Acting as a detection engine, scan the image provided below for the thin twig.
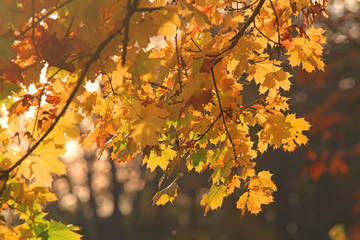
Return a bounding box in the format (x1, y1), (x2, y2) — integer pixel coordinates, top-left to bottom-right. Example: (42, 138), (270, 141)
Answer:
(28, 68), (62, 150)
(253, 23), (278, 44)
(208, 0), (266, 60)
(210, 68), (237, 162)
(136, 7), (163, 12)
(193, 113), (221, 143)
(190, 38), (202, 52)
(148, 81), (168, 90)
(239, 96), (265, 110)
(175, 33), (183, 91)
(269, 0), (281, 45)
(107, 75), (142, 120)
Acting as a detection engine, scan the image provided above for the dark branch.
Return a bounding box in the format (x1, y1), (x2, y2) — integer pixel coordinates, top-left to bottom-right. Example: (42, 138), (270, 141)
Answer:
(136, 7), (163, 12)
(210, 68), (237, 162)
(148, 81), (169, 90)
(122, 0), (139, 65)
(175, 33), (183, 91)
(253, 23), (278, 44)
(193, 113), (221, 143)
(190, 38), (202, 52)
(208, 0), (266, 60)
(269, 0), (281, 45)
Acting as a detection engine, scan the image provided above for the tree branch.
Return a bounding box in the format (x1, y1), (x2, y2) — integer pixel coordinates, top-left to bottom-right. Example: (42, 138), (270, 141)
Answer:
(253, 22), (278, 44)
(122, 0), (139, 65)
(210, 68), (237, 162)
(175, 33), (183, 92)
(135, 7), (163, 12)
(208, 0), (266, 60)
(193, 113), (221, 143)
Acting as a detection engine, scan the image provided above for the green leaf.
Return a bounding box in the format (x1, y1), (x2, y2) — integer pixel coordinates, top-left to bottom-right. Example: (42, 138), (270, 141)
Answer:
(128, 52), (164, 85)
(0, 82), (21, 100)
(200, 184), (228, 214)
(0, 37), (13, 61)
(39, 220), (82, 240)
(187, 148), (208, 172)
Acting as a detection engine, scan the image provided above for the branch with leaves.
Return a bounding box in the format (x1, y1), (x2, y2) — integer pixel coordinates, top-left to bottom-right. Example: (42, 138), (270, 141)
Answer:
(0, 0), (327, 238)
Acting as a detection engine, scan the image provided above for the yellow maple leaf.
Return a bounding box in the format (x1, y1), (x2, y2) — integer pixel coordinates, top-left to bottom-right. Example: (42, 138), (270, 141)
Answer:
(249, 171), (277, 191)
(127, 51), (165, 85)
(236, 188), (274, 215)
(257, 113), (291, 152)
(226, 175), (241, 195)
(22, 140), (66, 187)
(131, 103), (169, 146)
(152, 180), (179, 206)
(200, 184), (228, 213)
(52, 109), (83, 145)
(143, 145), (176, 172)
(237, 170), (276, 214)
(283, 114), (311, 151)
(287, 27), (326, 72)
(260, 70), (292, 96)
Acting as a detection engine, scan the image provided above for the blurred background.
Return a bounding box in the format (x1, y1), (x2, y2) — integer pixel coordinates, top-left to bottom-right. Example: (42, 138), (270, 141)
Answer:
(46, 0), (360, 239)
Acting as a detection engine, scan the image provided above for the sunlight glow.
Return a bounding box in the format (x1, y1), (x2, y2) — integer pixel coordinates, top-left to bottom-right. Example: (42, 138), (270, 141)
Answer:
(39, 63), (49, 84)
(0, 104), (9, 128)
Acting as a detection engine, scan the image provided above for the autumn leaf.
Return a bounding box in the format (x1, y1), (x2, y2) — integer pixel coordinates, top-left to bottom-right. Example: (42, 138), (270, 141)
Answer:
(257, 113), (292, 152)
(200, 184), (228, 213)
(38, 220), (82, 240)
(287, 27), (326, 72)
(227, 174), (241, 195)
(152, 179), (179, 206)
(20, 140), (66, 187)
(187, 148), (208, 172)
(249, 171), (277, 191)
(128, 51), (165, 85)
(143, 145), (176, 172)
(131, 103), (169, 146)
(181, 72), (213, 110)
(236, 189), (274, 215)
(0, 36), (14, 61)
(283, 114), (311, 151)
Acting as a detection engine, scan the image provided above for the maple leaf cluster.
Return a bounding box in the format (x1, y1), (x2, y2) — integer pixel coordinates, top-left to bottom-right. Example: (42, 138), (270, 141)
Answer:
(0, 0), (327, 238)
